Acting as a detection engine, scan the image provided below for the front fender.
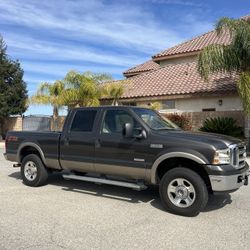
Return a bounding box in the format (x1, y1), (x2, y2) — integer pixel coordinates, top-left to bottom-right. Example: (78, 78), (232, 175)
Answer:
(150, 151), (208, 184)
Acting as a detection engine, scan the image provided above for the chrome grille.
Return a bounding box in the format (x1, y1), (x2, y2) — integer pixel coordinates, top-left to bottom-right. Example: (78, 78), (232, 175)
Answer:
(229, 144), (246, 169)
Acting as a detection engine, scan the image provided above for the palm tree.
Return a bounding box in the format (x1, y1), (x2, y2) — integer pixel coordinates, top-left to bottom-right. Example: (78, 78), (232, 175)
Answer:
(101, 81), (125, 105)
(63, 70), (113, 108)
(198, 16), (250, 115)
(30, 80), (65, 130)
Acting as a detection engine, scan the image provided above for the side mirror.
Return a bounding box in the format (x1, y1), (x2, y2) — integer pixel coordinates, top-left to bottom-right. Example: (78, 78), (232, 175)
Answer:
(124, 123), (133, 138)
(124, 123), (147, 139)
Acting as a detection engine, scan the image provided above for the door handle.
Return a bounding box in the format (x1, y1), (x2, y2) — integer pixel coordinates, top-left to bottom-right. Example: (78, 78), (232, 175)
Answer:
(64, 137), (69, 146)
(95, 138), (101, 148)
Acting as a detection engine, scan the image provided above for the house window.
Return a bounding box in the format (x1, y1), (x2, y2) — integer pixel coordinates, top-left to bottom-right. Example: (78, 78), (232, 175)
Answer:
(162, 100), (175, 109)
(122, 102), (136, 106)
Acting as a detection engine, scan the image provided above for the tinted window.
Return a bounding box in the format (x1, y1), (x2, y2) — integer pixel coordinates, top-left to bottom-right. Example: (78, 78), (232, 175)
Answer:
(71, 110), (97, 132)
(102, 110), (140, 135)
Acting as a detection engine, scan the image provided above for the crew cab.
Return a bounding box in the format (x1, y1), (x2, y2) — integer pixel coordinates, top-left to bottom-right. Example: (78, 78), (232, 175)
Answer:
(4, 106), (249, 216)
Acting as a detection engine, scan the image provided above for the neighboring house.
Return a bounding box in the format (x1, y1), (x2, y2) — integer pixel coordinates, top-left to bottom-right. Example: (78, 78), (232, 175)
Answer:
(120, 28), (242, 113)
(100, 14), (250, 133)
(102, 14), (250, 116)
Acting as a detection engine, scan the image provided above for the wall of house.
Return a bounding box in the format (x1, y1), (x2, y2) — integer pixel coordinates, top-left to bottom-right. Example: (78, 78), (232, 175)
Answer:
(134, 95), (242, 112)
(0, 117), (23, 139)
(159, 55), (197, 67)
(175, 95), (242, 112)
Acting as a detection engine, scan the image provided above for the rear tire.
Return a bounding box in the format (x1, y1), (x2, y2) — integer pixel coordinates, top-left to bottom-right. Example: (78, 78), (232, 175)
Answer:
(159, 167), (208, 216)
(21, 154), (48, 187)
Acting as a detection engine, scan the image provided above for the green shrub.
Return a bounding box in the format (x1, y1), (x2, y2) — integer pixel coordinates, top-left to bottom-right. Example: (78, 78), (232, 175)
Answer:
(199, 117), (244, 138)
(164, 113), (192, 131)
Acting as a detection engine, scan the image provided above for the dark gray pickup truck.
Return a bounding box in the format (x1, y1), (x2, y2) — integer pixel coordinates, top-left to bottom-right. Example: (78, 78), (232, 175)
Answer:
(4, 106), (249, 216)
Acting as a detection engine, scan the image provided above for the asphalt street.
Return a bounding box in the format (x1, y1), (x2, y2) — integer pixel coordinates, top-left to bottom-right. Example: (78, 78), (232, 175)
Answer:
(0, 146), (250, 250)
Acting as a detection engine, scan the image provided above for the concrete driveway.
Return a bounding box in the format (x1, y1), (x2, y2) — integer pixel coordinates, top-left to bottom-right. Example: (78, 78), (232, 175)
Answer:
(0, 147), (250, 250)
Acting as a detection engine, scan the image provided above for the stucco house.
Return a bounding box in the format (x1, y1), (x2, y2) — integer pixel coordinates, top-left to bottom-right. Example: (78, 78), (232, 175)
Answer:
(101, 14), (250, 133)
(103, 14), (250, 113)
(121, 28), (244, 113)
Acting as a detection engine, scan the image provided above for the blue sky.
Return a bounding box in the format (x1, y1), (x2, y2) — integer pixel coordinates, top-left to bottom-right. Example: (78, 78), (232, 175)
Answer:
(0, 0), (249, 115)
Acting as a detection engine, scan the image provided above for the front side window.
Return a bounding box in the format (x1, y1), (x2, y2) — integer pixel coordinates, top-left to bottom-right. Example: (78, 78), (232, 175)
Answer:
(70, 110), (97, 132)
(134, 108), (179, 130)
(102, 110), (140, 135)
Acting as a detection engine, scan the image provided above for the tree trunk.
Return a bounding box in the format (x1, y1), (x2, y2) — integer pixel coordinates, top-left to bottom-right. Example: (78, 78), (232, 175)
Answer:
(53, 106), (59, 131)
(245, 116), (250, 153)
(0, 117), (5, 140)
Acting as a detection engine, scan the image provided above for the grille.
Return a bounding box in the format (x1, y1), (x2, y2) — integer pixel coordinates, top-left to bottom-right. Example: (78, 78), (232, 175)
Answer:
(230, 144), (246, 169)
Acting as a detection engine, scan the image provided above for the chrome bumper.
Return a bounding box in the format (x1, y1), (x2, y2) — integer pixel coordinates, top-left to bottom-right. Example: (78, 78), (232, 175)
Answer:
(209, 169), (249, 192)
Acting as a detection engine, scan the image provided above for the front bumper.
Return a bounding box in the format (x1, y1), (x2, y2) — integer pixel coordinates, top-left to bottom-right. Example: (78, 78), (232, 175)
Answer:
(206, 163), (249, 192)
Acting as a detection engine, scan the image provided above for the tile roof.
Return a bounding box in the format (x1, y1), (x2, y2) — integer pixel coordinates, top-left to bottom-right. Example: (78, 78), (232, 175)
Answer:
(123, 60), (160, 76)
(152, 30), (231, 61)
(117, 61), (237, 99)
(241, 14), (250, 20)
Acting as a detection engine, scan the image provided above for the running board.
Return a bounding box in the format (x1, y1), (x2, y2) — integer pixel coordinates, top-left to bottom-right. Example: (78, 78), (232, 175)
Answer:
(62, 174), (148, 191)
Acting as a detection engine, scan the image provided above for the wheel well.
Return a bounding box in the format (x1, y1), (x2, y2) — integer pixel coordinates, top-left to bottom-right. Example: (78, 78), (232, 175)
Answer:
(156, 157), (212, 193)
(19, 146), (43, 163)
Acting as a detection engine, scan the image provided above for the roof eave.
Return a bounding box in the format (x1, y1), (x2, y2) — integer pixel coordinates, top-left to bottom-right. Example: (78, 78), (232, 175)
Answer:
(152, 51), (199, 62)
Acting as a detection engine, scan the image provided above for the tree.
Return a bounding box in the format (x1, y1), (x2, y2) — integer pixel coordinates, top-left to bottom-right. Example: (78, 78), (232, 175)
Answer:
(101, 81), (125, 105)
(30, 80), (65, 130)
(0, 35), (28, 138)
(63, 70), (113, 107)
(198, 16), (250, 115)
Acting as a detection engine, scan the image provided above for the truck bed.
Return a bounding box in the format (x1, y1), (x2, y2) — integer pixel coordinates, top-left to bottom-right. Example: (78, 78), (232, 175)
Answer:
(5, 131), (62, 169)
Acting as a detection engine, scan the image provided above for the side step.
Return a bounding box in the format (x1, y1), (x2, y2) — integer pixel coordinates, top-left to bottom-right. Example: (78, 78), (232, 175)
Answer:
(62, 174), (148, 191)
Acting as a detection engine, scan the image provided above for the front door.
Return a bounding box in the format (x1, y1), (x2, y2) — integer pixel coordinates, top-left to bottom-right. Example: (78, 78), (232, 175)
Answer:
(94, 109), (149, 180)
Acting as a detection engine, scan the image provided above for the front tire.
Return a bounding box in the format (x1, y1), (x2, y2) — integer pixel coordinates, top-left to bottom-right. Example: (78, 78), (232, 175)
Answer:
(21, 154), (48, 187)
(159, 167), (208, 216)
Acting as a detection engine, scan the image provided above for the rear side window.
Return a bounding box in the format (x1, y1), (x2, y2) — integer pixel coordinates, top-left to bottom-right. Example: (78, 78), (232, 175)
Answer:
(70, 110), (97, 132)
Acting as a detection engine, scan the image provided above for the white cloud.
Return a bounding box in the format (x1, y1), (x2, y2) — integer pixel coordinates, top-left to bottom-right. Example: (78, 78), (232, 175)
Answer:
(22, 61), (126, 79)
(5, 34), (144, 68)
(0, 0), (182, 54)
(151, 0), (203, 7)
(0, 0), (214, 85)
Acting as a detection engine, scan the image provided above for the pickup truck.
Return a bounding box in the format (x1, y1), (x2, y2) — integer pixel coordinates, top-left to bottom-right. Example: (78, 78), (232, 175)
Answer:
(4, 106), (249, 216)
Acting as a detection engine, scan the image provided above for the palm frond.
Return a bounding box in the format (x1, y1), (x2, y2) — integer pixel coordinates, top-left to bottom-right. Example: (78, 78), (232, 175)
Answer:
(198, 44), (240, 80)
(101, 81), (125, 105)
(30, 95), (50, 105)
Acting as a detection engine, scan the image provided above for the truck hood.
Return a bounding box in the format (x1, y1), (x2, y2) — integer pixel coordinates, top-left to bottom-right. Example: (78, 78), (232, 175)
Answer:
(156, 130), (243, 148)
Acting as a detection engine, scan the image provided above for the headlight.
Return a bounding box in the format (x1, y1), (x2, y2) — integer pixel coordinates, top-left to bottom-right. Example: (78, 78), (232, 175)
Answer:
(213, 148), (231, 164)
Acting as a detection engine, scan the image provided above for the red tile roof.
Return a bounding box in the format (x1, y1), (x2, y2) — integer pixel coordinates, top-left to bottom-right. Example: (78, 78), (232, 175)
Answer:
(123, 60), (160, 76)
(152, 30), (231, 61)
(241, 14), (250, 21)
(152, 13), (250, 61)
(118, 61), (237, 99)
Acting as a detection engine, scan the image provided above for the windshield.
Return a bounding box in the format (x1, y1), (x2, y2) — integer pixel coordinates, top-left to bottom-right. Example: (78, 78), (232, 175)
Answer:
(133, 108), (180, 130)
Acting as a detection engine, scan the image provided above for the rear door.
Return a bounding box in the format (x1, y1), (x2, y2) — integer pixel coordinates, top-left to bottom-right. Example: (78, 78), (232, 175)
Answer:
(60, 108), (99, 172)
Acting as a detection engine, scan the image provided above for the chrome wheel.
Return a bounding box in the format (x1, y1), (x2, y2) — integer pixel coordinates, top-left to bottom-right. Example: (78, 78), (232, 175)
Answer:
(167, 178), (196, 208)
(24, 161), (38, 181)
